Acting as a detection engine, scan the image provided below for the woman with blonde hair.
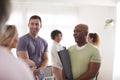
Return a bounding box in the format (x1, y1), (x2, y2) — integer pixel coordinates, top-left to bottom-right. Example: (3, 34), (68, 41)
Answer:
(0, 25), (34, 80)
(0, 25), (18, 50)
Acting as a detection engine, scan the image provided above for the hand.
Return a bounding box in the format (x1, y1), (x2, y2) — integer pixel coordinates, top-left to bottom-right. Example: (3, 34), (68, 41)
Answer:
(33, 72), (39, 80)
(33, 68), (41, 75)
(34, 74), (39, 80)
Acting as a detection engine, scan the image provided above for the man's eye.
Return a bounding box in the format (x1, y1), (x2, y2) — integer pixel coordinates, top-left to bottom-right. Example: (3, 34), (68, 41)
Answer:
(36, 23), (39, 26)
(74, 30), (81, 32)
(31, 23), (34, 25)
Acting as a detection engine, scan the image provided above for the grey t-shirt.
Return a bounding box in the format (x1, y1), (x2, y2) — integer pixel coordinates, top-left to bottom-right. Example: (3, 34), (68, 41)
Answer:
(17, 34), (48, 80)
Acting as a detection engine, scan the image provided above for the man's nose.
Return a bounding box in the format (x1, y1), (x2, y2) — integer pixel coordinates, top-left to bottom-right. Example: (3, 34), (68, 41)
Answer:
(33, 24), (37, 28)
(73, 32), (77, 37)
(74, 31), (78, 35)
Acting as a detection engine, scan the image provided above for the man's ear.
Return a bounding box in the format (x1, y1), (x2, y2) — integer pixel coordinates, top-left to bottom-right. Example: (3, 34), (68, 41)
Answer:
(28, 23), (29, 27)
(85, 31), (88, 36)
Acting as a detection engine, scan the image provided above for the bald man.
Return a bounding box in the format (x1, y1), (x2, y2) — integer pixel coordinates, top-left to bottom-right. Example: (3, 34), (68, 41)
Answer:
(63, 24), (101, 80)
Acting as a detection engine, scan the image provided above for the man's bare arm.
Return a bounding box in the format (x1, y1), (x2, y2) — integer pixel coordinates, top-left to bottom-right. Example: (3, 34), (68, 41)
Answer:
(39, 52), (48, 71)
(34, 52), (48, 75)
(17, 51), (35, 67)
(75, 62), (100, 80)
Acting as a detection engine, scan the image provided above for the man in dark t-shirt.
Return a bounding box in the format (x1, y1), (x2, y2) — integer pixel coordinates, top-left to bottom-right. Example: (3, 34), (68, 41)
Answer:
(17, 15), (48, 80)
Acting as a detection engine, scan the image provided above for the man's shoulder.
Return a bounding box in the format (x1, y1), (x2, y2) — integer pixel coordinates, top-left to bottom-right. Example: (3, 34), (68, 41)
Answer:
(87, 43), (99, 50)
(86, 43), (100, 54)
(19, 34), (29, 40)
(38, 36), (48, 43)
(20, 34), (29, 38)
(68, 45), (76, 50)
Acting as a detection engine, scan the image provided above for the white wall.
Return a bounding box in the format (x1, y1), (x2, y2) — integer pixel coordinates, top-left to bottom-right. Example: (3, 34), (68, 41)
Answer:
(8, 3), (116, 80)
(78, 5), (116, 80)
(113, 2), (120, 80)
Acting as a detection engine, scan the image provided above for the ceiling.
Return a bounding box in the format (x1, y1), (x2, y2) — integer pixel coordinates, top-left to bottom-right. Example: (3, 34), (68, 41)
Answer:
(12, 0), (118, 6)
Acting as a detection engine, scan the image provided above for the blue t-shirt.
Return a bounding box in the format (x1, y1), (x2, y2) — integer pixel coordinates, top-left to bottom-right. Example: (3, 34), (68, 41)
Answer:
(17, 34), (48, 80)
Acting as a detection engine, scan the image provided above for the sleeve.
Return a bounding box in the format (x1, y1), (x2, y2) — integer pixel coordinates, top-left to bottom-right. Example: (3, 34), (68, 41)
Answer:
(51, 45), (57, 64)
(90, 48), (101, 63)
(44, 41), (48, 52)
(17, 37), (28, 51)
(51, 44), (63, 69)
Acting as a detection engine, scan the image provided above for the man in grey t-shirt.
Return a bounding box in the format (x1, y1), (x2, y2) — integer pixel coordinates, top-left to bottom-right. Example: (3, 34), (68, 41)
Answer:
(17, 15), (48, 80)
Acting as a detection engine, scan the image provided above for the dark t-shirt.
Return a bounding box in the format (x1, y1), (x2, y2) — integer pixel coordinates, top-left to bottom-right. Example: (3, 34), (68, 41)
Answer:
(17, 34), (48, 80)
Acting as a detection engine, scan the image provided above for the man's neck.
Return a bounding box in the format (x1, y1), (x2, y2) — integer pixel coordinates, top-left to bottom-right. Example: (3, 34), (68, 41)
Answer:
(77, 41), (87, 47)
(29, 33), (38, 39)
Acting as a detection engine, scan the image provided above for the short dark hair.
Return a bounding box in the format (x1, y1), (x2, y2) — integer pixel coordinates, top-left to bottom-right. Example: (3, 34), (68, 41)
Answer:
(51, 30), (62, 40)
(29, 15), (42, 23)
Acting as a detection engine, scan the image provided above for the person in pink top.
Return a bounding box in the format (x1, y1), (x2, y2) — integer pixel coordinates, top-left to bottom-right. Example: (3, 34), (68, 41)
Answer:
(0, 1), (34, 80)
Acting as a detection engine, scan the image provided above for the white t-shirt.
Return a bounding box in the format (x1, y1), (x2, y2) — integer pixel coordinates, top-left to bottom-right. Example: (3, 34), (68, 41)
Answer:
(51, 41), (64, 70)
(75, 44), (87, 50)
(0, 46), (34, 80)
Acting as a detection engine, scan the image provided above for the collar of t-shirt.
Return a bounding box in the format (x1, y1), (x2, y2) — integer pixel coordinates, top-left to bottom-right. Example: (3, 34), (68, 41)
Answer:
(75, 44), (87, 50)
(54, 41), (59, 45)
(53, 41), (64, 51)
